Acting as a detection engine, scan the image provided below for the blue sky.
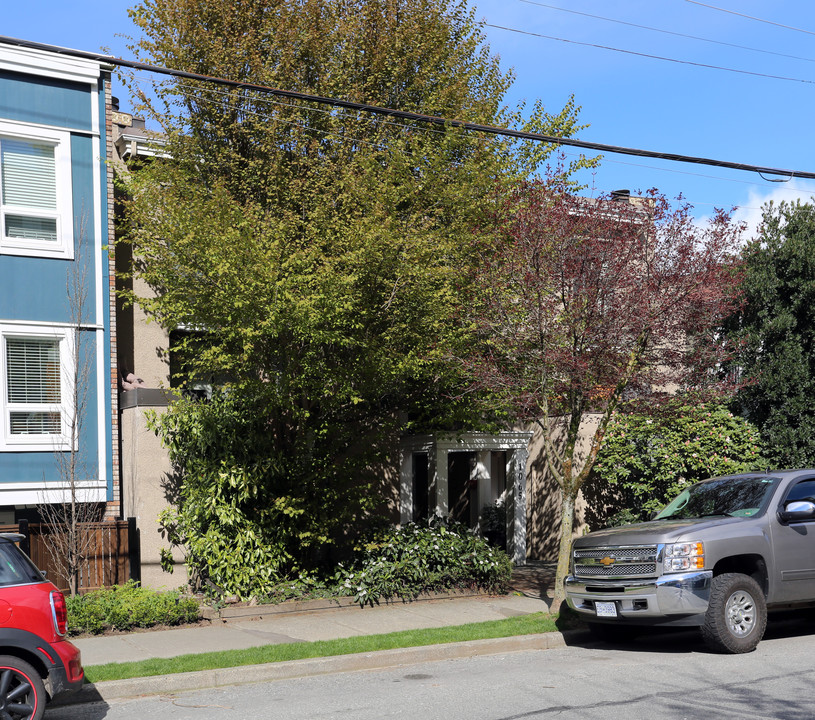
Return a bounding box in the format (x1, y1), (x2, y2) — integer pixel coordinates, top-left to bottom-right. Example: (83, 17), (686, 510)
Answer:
(473, 0), (815, 234)
(5, 0), (815, 235)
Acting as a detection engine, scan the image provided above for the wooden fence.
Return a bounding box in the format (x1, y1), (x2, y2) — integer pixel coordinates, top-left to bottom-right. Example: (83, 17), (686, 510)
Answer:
(0, 518), (140, 593)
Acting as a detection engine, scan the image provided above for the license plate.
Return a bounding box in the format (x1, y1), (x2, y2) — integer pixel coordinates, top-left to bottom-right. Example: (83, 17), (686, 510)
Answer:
(595, 601), (618, 618)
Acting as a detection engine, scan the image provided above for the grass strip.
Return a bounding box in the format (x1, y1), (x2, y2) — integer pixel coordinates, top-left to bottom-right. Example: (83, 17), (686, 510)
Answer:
(85, 612), (560, 683)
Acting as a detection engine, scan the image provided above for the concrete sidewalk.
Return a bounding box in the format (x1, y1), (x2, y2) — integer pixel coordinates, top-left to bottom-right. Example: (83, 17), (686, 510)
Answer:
(73, 592), (552, 666)
(59, 565), (562, 705)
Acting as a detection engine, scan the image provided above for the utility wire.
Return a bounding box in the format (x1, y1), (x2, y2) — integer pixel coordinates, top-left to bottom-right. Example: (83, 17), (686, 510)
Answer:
(161, 78), (815, 206)
(483, 22), (815, 86)
(515, 0), (815, 64)
(2, 34), (814, 181)
(595, 156), (815, 201)
(685, 0), (815, 37)
(169, 77), (453, 142)
(171, 78), (815, 202)
(173, 80), (414, 152)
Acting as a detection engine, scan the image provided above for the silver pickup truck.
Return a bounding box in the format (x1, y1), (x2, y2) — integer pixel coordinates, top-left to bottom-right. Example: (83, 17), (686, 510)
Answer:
(565, 469), (815, 653)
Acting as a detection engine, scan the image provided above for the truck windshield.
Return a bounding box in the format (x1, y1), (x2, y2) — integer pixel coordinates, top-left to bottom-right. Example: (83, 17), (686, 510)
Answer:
(654, 475), (780, 520)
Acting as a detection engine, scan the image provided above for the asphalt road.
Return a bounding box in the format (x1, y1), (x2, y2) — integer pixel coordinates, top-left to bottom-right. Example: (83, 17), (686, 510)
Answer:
(45, 612), (815, 720)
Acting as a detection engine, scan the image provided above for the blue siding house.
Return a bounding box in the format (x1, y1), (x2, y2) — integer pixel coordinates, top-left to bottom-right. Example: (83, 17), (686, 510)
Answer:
(0, 41), (117, 519)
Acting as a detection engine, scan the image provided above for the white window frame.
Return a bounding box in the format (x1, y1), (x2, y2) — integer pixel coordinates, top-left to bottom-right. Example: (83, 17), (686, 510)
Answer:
(0, 324), (74, 452)
(0, 120), (74, 259)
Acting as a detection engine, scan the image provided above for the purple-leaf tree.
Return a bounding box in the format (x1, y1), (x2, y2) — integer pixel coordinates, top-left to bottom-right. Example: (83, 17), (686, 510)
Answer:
(464, 181), (744, 608)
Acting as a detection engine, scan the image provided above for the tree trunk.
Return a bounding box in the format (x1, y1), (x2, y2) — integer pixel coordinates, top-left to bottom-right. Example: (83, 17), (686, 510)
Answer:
(551, 490), (575, 611)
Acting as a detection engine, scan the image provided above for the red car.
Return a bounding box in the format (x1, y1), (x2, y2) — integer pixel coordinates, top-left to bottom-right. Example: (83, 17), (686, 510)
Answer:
(0, 533), (83, 720)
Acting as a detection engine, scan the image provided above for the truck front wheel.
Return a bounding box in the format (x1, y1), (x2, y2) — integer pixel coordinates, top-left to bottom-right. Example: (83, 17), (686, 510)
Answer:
(701, 573), (766, 654)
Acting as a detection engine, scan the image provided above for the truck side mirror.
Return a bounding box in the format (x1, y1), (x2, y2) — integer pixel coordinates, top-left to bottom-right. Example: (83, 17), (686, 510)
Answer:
(780, 500), (815, 523)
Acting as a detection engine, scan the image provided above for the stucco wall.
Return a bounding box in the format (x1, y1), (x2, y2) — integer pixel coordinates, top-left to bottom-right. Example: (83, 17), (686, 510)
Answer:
(117, 278), (171, 388)
(525, 414), (602, 562)
(120, 401), (186, 589)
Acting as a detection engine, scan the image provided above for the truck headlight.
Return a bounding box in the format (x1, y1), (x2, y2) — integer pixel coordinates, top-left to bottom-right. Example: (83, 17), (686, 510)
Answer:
(664, 542), (704, 572)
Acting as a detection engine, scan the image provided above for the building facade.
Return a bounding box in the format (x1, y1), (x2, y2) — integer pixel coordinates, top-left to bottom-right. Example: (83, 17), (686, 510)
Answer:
(0, 42), (117, 519)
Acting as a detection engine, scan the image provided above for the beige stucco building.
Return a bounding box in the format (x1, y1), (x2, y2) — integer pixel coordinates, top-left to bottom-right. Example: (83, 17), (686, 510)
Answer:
(112, 108), (187, 588)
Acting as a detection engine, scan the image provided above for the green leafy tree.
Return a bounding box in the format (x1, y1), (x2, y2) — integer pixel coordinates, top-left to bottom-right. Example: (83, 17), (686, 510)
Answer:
(591, 401), (763, 526)
(120, 0), (593, 593)
(728, 200), (815, 467)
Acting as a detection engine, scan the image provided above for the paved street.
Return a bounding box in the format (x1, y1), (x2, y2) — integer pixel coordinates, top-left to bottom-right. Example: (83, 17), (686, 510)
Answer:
(46, 612), (815, 720)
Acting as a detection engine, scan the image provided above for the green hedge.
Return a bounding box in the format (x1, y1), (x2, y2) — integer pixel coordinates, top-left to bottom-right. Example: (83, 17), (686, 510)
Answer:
(66, 582), (200, 636)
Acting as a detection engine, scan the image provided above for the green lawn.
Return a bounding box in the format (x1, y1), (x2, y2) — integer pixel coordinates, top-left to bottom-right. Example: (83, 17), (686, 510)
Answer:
(85, 612), (563, 683)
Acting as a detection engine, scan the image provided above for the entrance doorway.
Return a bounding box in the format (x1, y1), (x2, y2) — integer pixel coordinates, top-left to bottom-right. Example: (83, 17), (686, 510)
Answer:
(399, 431), (532, 564)
(448, 452), (477, 527)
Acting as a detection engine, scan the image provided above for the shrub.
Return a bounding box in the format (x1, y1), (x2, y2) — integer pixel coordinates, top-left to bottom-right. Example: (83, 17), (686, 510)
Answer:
(66, 582), (200, 636)
(593, 400), (764, 524)
(151, 392), (383, 600)
(337, 518), (513, 607)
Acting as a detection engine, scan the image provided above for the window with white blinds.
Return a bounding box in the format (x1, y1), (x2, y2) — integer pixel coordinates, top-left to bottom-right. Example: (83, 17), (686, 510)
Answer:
(0, 326), (71, 450)
(0, 122), (73, 258)
(6, 338), (62, 435)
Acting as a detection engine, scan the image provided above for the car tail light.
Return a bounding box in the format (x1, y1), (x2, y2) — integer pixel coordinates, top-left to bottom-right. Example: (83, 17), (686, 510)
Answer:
(50, 590), (67, 636)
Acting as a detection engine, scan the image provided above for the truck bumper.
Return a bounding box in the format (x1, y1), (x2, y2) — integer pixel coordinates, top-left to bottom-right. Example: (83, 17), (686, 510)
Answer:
(565, 570), (713, 626)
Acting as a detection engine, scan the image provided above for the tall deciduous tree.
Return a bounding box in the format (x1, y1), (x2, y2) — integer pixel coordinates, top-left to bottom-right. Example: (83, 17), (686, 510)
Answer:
(464, 182), (744, 609)
(728, 200), (815, 467)
(120, 0), (593, 588)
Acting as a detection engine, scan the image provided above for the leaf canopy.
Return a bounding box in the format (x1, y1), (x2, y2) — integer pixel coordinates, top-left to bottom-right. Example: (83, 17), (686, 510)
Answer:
(119, 0), (593, 586)
(728, 200), (815, 467)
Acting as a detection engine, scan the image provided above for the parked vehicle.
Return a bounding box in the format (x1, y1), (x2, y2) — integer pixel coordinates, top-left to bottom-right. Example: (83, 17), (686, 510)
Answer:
(0, 533), (83, 719)
(566, 470), (815, 653)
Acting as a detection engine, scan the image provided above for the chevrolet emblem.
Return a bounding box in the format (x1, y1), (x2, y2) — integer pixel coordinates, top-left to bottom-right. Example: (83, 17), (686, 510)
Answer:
(600, 556), (615, 566)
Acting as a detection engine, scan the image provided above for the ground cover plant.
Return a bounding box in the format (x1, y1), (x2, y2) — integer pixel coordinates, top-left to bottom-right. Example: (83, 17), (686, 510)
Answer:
(336, 519), (513, 607)
(66, 581), (200, 636)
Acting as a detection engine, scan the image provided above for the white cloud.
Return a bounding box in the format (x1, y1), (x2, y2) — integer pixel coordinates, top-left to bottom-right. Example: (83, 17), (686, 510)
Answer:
(731, 182), (815, 242)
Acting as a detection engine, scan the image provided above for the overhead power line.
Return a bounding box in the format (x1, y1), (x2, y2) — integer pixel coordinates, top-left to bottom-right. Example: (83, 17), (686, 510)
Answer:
(684, 1), (815, 37)
(148, 76), (815, 207)
(2, 34), (814, 181)
(516, 0), (815, 64)
(483, 22), (815, 86)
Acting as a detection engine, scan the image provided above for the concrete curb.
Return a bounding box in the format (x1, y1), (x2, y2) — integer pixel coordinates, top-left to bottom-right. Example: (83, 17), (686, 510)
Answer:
(56, 631), (571, 705)
(208, 588), (491, 622)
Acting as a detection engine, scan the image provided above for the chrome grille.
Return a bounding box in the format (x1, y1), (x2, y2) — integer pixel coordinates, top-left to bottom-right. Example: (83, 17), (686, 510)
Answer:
(573, 545), (659, 579)
(575, 546), (657, 559)
(576, 564), (657, 577)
